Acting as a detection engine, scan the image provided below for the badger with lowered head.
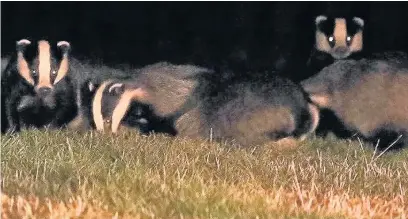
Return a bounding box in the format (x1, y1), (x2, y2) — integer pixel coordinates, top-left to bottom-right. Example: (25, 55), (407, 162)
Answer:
(301, 58), (408, 150)
(1, 39), (77, 133)
(88, 62), (320, 147)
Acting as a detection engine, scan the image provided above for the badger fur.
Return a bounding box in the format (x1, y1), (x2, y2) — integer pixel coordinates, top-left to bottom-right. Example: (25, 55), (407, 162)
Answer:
(301, 58), (408, 149)
(88, 62), (320, 147)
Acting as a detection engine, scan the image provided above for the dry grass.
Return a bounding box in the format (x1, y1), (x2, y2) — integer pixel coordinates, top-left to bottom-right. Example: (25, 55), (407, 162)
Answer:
(1, 129), (408, 218)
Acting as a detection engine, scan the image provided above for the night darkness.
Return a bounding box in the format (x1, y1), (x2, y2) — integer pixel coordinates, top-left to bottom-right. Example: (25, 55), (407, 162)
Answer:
(2, 1), (408, 80)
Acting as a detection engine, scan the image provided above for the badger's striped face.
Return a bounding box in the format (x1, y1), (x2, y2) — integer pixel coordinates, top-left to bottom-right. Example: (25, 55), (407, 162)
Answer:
(15, 39), (71, 108)
(315, 15), (364, 59)
(91, 80), (149, 133)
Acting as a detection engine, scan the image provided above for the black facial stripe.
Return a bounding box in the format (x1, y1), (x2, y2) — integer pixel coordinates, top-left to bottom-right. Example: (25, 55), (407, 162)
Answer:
(52, 44), (64, 64)
(21, 41), (37, 62)
(346, 19), (361, 36)
(101, 82), (122, 119)
(49, 58), (59, 84)
(317, 17), (335, 36)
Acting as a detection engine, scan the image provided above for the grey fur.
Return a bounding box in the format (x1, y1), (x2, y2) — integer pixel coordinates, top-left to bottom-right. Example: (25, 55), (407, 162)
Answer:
(96, 62), (319, 147)
(301, 58), (408, 149)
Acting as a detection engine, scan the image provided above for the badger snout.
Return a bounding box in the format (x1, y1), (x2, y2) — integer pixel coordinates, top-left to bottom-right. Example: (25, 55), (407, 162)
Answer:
(37, 87), (52, 96)
(35, 86), (57, 109)
(331, 46), (351, 59)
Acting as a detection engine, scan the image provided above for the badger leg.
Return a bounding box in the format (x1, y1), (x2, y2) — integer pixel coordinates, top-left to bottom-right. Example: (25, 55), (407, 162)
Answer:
(5, 99), (21, 134)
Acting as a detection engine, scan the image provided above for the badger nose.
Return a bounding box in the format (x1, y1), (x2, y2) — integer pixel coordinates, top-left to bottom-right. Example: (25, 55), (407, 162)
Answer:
(335, 46), (349, 54)
(38, 87), (52, 96)
(332, 46), (350, 59)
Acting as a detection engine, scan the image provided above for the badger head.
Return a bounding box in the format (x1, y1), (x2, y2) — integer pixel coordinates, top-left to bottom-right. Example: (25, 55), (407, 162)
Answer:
(90, 79), (151, 133)
(314, 15), (364, 59)
(14, 39), (71, 111)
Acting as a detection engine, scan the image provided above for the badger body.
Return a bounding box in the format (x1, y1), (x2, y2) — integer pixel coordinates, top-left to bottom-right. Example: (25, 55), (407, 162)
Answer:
(306, 15), (365, 139)
(1, 39), (77, 133)
(90, 62), (319, 147)
(301, 58), (408, 149)
(173, 74), (320, 146)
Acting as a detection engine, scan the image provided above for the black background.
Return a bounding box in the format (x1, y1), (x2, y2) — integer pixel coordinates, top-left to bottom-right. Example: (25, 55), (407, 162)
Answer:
(2, 2), (408, 78)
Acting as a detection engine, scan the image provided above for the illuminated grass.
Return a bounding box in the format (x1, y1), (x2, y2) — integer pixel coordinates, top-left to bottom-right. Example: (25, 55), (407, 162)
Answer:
(1, 129), (408, 218)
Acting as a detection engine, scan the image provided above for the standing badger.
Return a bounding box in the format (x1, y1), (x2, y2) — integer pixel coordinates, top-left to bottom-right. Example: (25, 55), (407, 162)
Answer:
(88, 62), (320, 147)
(301, 59), (408, 149)
(1, 39), (77, 133)
(305, 15), (365, 139)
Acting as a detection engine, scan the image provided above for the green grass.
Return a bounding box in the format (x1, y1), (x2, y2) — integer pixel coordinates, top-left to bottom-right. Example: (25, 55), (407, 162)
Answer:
(1, 129), (408, 218)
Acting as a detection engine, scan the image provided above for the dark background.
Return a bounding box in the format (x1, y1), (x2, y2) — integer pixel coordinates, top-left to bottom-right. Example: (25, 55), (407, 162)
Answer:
(2, 2), (408, 79)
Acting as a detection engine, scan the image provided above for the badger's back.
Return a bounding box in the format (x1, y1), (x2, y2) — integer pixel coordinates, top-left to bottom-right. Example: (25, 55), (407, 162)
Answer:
(332, 61), (408, 138)
(135, 62), (213, 117)
(175, 75), (319, 146)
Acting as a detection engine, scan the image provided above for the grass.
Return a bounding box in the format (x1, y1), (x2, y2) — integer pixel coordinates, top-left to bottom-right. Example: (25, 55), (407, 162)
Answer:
(1, 129), (408, 218)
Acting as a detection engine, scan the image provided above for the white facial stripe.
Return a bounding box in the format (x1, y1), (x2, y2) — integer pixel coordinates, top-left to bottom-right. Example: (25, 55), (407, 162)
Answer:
(334, 18), (347, 47)
(17, 52), (35, 85)
(108, 83), (124, 93)
(350, 31), (363, 52)
(315, 31), (331, 53)
(111, 88), (146, 133)
(92, 80), (112, 131)
(37, 40), (52, 88)
(54, 54), (69, 84)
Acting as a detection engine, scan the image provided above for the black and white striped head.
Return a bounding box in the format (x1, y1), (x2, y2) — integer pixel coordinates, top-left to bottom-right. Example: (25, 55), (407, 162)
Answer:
(15, 39), (71, 108)
(315, 15), (364, 59)
(89, 80), (150, 133)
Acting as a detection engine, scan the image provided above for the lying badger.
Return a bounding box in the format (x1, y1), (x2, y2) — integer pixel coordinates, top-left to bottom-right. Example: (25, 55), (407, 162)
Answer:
(83, 62), (320, 147)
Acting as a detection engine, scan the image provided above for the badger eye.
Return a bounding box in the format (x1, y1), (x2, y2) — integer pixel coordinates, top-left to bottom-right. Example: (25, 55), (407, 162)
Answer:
(52, 70), (57, 75)
(328, 36), (334, 42)
(32, 70), (37, 75)
(346, 36), (352, 42)
(105, 119), (111, 124)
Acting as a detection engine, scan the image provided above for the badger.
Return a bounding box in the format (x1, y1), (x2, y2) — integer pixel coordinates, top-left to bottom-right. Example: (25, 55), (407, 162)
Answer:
(303, 15), (365, 139)
(88, 62), (320, 147)
(301, 58), (408, 150)
(1, 39), (78, 133)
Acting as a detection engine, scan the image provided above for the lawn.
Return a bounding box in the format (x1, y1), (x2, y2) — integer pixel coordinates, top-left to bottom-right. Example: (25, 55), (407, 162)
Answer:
(1, 129), (407, 218)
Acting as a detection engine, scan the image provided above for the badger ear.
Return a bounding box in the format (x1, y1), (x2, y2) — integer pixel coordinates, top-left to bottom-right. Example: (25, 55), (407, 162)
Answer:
(353, 17), (364, 28)
(16, 39), (31, 52)
(108, 83), (125, 95)
(315, 15), (328, 26)
(57, 41), (71, 54)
